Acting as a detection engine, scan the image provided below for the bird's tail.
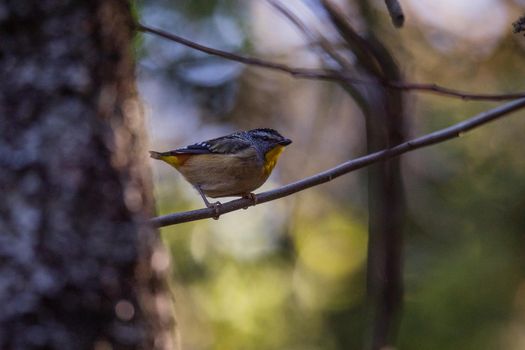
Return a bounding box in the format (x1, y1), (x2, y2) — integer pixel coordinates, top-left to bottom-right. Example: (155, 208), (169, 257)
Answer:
(149, 151), (164, 159)
(149, 151), (184, 168)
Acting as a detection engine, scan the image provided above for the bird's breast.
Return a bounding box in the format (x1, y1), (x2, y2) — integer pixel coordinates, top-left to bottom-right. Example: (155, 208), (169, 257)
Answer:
(263, 145), (285, 176)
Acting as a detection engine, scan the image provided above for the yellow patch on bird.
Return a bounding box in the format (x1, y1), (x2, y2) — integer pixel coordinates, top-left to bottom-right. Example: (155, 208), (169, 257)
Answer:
(160, 154), (190, 168)
(264, 145), (285, 175)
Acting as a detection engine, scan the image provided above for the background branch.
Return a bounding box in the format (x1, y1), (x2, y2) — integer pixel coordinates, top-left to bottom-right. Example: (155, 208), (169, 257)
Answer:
(136, 23), (348, 81)
(267, 0), (358, 73)
(384, 0), (405, 28)
(136, 23), (525, 101)
(311, 2), (405, 346)
(151, 97), (525, 228)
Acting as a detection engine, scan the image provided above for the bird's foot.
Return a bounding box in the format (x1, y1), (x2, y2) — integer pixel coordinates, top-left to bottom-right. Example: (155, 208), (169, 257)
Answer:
(196, 185), (221, 220)
(242, 193), (257, 209)
(208, 201), (221, 220)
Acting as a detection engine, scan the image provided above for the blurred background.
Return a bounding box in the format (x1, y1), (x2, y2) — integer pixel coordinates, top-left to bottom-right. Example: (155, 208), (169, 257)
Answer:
(136, 0), (525, 349)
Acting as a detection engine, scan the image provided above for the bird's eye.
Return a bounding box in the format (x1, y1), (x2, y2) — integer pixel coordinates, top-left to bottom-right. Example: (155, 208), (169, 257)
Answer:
(262, 136), (269, 141)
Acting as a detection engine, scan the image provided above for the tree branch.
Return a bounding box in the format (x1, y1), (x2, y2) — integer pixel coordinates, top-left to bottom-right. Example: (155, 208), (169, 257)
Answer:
(268, 0), (359, 73)
(384, 0), (405, 28)
(136, 23), (525, 101)
(150, 97), (525, 228)
(136, 23), (350, 81)
(385, 81), (525, 101)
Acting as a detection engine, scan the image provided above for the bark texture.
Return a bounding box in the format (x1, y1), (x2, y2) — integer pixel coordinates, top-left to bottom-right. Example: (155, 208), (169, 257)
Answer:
(0, 1), (175, 349)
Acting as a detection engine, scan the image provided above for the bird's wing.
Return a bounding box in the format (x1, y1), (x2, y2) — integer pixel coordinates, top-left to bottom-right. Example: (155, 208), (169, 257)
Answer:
(172, 134), (252, 155)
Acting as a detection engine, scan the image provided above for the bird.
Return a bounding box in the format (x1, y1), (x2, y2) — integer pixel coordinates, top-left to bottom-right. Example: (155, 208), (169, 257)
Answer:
(150, 128), (292, 216)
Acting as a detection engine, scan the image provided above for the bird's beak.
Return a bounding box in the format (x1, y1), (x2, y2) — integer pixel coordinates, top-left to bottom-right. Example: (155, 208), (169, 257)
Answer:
(279, 138), (292, 146)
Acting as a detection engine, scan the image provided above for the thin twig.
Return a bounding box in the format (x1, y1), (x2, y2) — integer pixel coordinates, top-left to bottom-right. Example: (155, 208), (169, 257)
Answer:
(136, 23), (355, 82)
(384, 0), (405, 28)
(267, 0), (357, 72)
(319, 0), (384, 77)
(150, 98), (525, 227)
(387, 82), (525, 101)
(136, 23), (525, 101)
(266, 0), (317, 43)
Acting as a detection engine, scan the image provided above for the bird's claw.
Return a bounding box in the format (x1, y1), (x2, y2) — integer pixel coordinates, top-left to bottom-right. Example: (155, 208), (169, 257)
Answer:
(197, 186), (221, 220)
(210, 201), (221, 220)
(242, 193), (257, 210)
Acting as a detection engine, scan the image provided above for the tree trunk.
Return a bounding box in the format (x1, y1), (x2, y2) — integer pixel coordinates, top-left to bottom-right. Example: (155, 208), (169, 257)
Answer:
(0, 1), (175, 349)
(319, 2), (406, 348)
